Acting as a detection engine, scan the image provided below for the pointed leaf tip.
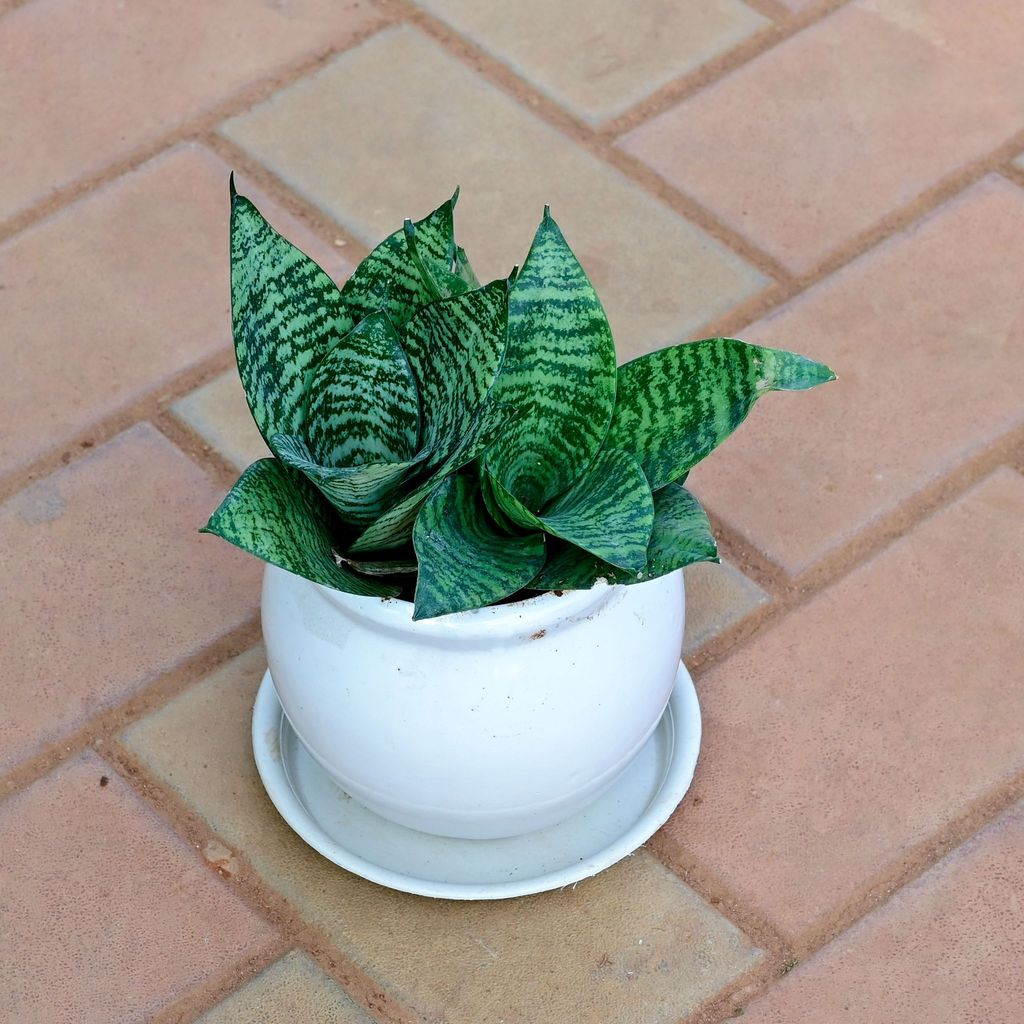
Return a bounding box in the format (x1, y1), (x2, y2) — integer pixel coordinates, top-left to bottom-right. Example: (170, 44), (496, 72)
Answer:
(450, 185), (461, 207)
(228, 172), (237, 198)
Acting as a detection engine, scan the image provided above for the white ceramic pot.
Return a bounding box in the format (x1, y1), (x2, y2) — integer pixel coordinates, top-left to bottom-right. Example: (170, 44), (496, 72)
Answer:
(261, 563), (685, 839)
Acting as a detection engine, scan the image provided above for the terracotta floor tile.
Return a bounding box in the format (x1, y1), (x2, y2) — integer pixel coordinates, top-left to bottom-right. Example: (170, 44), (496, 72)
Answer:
(0, 144), (347, 477)
(663, 469), (1024, 938)
(741, 801), (1024, 1022)
(412, 0), (768, 124)
(0, 424), (259, 772)
(0, 0), (379, 221)
(619, 0), (1024, 272)
(690, 176), (1024, 574)
(221, 26), (767, 361)
(123, 649), (763, 1024)
(683, 561), (768, 656)
(0, 752), (273, 1024)
(196, 952), (372, 1024)
(173, 371), (272, 472)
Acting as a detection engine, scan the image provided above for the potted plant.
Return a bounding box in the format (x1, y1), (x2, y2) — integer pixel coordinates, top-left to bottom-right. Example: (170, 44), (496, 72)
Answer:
(203, 183), (833, 850)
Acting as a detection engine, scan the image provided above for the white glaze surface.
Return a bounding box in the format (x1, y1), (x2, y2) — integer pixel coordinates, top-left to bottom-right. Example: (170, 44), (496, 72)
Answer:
(261, 565), (686, 838)
(252, 663), (701, 899)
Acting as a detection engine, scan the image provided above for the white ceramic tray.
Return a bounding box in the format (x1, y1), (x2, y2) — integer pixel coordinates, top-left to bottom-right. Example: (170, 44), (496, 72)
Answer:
(252, 663), (701, 900)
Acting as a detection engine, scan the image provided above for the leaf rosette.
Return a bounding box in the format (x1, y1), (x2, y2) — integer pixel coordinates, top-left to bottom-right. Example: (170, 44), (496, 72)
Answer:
(204, 183), (835, 619)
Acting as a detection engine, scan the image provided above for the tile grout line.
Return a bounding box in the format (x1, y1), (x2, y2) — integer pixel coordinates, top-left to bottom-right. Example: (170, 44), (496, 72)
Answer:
(0, 616), (263, 804)
(599, 0), (857, 137)
(0, 16), (398, 248)
(682, 768), (1024, 1023)
(147, 940), (292, 1024)
(378, 0), (797, 286)
(99, 738), (427, 1024)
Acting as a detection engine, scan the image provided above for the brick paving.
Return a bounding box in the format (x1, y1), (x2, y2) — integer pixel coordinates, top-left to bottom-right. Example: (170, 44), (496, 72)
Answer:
(2, 2), (1022, 1021)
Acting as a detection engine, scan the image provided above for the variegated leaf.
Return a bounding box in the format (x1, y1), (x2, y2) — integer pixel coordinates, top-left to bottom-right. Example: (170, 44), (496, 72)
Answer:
(529, 483), (717, 590)
(486, 449), (654, 571)
(412, 474), (545, 620)
(606, 339), (836, 490)
(304, 312), (420, 468)
(337, 190), (477, 332)
(401, 278), (508, 468)
(201, 458), (398, 597)
(483, 208), (616, 510)
(230, 184), (348, 442)
(269, 434), (419, 526)
(347, 403), (511, 554)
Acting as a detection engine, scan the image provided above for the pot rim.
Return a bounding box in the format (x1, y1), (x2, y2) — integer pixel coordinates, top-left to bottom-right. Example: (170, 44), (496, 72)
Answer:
(298, 567), (621, 639)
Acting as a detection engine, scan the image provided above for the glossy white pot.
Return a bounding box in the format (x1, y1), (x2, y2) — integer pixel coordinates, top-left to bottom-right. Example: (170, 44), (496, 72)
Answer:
(261, 563), (685, 839)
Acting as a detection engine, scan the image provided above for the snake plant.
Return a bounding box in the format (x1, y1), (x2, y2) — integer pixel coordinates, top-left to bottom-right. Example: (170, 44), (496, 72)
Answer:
(203, 183), (834, 619)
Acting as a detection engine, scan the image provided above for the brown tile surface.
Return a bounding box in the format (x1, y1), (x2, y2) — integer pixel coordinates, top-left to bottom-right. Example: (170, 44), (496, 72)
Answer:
(741, 801), (1024, 1022)
(0, 424), (259, 772)
(619, 0), (1024, 272)
(123, 648), (763, 1024)
(196, 952), (373, 1024)
(682, 560), (768, 655)
(0, 0), (379, 221)
(690, 176), (1024, 573)
(412, 0), (768, 124)
(0, 752), (273, 1024)
(664, 468), (1024, 938)
(173, 371), (272, 472)
(221, 26), (767, 361)
(0, 144), (347, 476)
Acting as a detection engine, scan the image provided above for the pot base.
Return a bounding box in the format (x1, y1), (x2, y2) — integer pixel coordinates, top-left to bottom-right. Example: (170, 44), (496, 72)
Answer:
(252, 663), (701, 900)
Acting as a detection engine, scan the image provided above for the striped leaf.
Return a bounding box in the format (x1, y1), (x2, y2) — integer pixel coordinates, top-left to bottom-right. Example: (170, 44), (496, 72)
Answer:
(530, 483), (717, 590)
(412, 474), (545, 620)
(201, 458), (398, 598)
(337, 190), (476, 332)
(483, 209), (616, 510)
(230, 185), (349, 443)
(606, 339), (836, 490)
(304, 312), (419, 468)
(347, 403), (511, 554)
(401, 279), (508, 468)
(485, 449), (654, 571)
(268, 434), (419, 526)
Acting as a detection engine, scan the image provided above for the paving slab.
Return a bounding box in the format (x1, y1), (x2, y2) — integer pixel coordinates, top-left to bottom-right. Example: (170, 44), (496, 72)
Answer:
(683, 561), (769, 655)
(221, 26), (767, 362)
(690, 176), (1024, 573)
(0, 424), (259, 772)
(196, 952), (373, 1024)
(0, 0), (379, 222)
(412, 0), (768, 124)
(0, 752), (273, 1024)
(663, 468), (1024, 938)
(123, 648), (763, 1024)
(620, 0), (1024, 272)
(741, 800), (1024, 1022)
(173, 371), (272, 472)
(0, 144), (346, 477)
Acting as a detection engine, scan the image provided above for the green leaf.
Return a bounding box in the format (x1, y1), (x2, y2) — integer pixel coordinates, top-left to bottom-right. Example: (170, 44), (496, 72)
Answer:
(268, 434), (419, 526)
(337, 190), (476, 331)
(454, 245), (480, 289)
(606, 339), (836, 490)
(486, 449), (654, 571)
(230, 189), (349, 443)
(401, 279), (508, 469)
(339, 555), (418, 577)
(483, 208), (617, 510)
(412, 475), (545, 619)
(201, 458), (399, 598)
(530, 483), (717, 590)
(303, 312), (420, 468)
(347, 402), (511, 554)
